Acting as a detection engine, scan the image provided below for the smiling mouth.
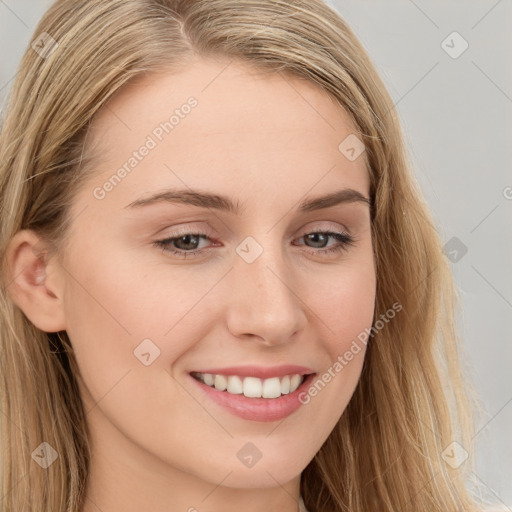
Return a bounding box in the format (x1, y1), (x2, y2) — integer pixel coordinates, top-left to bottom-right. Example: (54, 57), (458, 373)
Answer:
(190, 371), (314, 399)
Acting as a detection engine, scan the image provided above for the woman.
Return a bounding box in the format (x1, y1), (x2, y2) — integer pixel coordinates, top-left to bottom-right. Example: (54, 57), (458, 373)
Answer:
(0, 0), (482, 511)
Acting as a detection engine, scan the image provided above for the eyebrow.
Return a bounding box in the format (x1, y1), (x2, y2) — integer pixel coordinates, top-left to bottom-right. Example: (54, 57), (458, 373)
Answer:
(124, 187), (371, 214)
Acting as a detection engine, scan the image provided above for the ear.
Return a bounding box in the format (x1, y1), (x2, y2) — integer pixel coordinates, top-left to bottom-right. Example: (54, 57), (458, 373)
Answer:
(4, 229), (66, 333)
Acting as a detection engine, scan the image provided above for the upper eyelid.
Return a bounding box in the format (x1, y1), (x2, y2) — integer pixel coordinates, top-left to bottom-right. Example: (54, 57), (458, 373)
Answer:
(158, 227), (351, 243)
(157, 228), (354, 248)
(158, 219), (353, 237)
(156, 230), (354, 252)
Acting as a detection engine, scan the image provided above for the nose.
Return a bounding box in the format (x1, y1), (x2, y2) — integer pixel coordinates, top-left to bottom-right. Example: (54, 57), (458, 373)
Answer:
(225, 237), (307, 346)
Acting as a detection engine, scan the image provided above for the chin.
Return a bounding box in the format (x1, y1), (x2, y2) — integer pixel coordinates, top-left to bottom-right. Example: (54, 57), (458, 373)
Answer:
(218, 468), (302, 489)
(218, 455), (307, 488)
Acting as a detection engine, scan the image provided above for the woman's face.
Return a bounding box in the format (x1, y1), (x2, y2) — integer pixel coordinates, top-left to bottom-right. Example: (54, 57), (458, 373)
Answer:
(55, 57), (376, 503)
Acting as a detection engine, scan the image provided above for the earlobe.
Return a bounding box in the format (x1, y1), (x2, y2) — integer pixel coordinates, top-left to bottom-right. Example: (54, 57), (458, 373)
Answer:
(5, 229), (66, 333)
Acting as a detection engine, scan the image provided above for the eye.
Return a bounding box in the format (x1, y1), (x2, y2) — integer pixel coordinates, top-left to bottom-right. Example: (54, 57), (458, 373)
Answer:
(294, 230), (355, 255)
(153, 229), (356, 259)
(153, 231), (213, 259)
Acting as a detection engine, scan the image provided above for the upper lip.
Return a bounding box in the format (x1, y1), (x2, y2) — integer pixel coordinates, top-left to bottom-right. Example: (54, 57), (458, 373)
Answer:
(190, 365), (315, 380)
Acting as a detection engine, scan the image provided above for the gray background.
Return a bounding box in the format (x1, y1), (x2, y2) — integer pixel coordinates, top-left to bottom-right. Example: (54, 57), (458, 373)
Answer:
(1, 0), (511, 509)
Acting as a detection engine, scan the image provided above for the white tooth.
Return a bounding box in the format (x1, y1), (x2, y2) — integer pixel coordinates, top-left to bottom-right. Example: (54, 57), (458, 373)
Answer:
(227, 375), (243, 394)
(203, 373), (214, 386)
(214, 374), (227, 391)
(262, 377), (281, 398)
(243, 376), (262, 398)
(280, 375), (291, 394)
(289, 374), (302, 393)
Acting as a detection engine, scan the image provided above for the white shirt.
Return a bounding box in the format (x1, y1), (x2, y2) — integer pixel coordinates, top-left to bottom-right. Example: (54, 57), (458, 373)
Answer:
(298, 495), (309, 512)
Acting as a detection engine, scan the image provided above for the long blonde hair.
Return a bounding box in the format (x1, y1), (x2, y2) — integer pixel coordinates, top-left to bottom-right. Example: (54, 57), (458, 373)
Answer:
(0, 1), (482, 510)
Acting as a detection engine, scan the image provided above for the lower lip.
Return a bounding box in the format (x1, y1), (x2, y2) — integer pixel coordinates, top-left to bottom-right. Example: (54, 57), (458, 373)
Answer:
(188, 373), (316, 422)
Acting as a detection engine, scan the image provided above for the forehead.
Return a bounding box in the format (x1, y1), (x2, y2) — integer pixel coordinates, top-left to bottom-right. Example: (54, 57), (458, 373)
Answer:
(78, 56), (369, 214)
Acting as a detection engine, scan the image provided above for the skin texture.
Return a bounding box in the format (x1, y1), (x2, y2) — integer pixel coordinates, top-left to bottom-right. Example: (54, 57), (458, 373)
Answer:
(7, 56), (376, 512)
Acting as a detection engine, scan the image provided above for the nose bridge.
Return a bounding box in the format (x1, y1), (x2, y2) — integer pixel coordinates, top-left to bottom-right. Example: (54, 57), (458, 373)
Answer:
(226, 232), (306, 343)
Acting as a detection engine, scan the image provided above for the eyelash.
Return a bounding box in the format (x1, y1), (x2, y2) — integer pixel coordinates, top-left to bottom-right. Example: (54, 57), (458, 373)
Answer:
(153, 229), (356, 259)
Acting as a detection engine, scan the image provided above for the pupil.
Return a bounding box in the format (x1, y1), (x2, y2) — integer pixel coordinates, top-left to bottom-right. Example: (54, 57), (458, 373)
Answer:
(177, 234), (198, 250)
(306, 233), (327, 248)
(174, 233), (331, 251)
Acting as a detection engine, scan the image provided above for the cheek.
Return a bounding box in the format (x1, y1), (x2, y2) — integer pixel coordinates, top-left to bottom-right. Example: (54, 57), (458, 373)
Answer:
(61, 243), (222, 404)
(61, 263), (138, 410)
(293, 257), (375, 444)
(311, 255), (376, 356)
